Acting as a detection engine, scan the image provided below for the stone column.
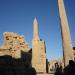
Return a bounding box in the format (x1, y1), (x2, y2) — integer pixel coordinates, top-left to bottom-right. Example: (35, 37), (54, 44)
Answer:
(32, 18), (46, 73)
(58, 0), (74, 66)
(33, 18), (39, 40)
(32, 18), (40, 72)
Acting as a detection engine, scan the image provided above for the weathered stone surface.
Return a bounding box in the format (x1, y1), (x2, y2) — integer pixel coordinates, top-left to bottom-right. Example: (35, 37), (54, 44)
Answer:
(58, 0), (74, 66)
(0, 32), (30, 59)
(32, 18), (46, 73)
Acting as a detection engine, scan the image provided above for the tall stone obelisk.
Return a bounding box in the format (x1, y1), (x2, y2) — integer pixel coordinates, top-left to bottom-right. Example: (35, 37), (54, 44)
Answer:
(32, 18), (40, 72)
(58, 0), (74, 66)
(32, 18), (46, 73)
(33, 18), (39, 40)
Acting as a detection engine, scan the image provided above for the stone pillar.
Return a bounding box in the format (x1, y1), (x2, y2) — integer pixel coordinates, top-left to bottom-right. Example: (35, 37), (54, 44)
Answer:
(32, 18), (46, 73)
(58, 0), (74, 66)
(32, 18), (40, 72)
(33, 18), (39, 40)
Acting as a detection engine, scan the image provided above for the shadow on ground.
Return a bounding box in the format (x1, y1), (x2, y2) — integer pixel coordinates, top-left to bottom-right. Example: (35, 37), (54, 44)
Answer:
(0, 51), (36, 75)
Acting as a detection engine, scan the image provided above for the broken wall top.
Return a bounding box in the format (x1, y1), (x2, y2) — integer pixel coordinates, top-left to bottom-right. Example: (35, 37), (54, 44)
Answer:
(0, 32), (30, 52)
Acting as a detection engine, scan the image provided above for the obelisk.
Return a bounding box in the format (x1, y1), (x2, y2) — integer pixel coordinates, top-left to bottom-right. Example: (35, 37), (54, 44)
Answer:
(32, 18), (46, 73)
(58, 0), (74, 66)
(32, 18), (40, 72)
(33, 18), (39, 40)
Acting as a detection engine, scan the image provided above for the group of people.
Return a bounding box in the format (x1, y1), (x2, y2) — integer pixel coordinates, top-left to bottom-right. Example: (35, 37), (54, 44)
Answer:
(54, 60), (75, 75)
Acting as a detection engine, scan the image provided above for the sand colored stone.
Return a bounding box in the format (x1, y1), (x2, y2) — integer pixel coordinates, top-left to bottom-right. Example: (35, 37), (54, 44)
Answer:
(32, 18), (46, 73)
(58, 0), (74, 66)
(0, 32), (30, 59)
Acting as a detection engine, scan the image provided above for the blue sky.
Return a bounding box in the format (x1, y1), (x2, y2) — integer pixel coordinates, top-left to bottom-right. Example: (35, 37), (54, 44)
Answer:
(0, 0), (75, 60)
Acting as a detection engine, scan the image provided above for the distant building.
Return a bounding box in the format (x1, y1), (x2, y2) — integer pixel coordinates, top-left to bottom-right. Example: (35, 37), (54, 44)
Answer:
(48, 59), (64, 73)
